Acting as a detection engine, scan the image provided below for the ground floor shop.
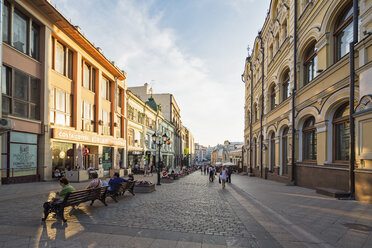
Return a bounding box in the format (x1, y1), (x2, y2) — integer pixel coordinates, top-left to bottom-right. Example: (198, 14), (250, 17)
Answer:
(1, 131), (39, 184)
(48, 128), (126, 182)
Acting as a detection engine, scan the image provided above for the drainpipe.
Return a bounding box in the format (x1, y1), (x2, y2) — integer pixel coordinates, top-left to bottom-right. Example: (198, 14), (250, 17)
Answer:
(291, 0), (297, 184)
(249, 57), (253, 175)
(258, 32), (265, 178)
(349, 0), (358, 197)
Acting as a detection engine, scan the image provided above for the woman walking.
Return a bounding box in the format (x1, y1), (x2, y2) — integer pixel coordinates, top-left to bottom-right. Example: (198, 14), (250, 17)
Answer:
(220, 166), (227, 189)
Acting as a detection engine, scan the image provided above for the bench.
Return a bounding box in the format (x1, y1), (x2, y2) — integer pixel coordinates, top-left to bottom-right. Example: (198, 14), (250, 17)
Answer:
(43, 185), (109, 222)
(108, 181), (135, 202)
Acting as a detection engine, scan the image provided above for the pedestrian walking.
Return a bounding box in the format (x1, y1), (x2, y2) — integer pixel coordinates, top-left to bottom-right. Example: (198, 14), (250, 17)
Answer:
(227, 166), (232, 183)
(220, 166), (227, 189)
(208, 165), (214, 182)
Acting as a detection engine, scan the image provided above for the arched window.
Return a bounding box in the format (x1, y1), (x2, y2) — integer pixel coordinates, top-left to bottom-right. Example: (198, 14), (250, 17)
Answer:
(282, 127), (289, 174)
(304, 42), (317, 85)
(303, 116), (317, 161)
(270, 132), (276, 170)
(334, 3), (358, 61)
(333, 103), (350, 162)
(253, 103), (258, 123)
(282, 70), (290, 102)
(270, 85), (276, 111)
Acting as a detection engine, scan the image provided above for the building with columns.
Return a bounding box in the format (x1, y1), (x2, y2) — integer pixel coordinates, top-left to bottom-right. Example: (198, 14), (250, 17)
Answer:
(242, 0), (372, 203)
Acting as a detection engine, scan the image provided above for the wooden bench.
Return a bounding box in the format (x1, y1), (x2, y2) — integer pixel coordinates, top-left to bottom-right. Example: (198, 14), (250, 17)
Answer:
(43, 186), (109, 222)
(108, 181), (135, 202)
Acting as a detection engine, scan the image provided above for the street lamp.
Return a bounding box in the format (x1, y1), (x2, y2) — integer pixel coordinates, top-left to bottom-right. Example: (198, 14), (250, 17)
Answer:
(152, 132), (168, 185)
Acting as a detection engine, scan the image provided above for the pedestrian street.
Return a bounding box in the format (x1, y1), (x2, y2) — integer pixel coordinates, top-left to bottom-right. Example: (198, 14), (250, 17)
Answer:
(0, 172), (371, 248)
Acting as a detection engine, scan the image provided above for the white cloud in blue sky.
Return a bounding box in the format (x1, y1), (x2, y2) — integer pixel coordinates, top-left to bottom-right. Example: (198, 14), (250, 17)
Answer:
(52, 0), (270, 146)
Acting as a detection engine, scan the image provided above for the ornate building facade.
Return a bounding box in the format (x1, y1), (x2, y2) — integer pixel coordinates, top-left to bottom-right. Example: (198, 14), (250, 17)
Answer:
(242, 0), (372, 203)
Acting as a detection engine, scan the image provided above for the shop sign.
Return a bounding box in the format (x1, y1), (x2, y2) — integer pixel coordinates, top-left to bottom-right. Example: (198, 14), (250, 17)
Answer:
(53, 128), (126, 147)
(9, 143), (37, 171)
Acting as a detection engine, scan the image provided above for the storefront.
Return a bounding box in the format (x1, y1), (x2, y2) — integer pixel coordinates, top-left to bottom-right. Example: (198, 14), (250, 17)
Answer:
(1, 131), (39, 184)
(128, 151), (143, 169)
(52, 128), (126, 182)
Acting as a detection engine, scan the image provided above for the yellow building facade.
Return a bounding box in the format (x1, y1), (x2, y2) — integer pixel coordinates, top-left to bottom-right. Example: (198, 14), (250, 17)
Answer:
(243, 0), (372, 202)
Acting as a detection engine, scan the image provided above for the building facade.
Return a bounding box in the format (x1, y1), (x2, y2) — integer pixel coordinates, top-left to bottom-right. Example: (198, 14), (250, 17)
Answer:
(1, 0), (127, 183)
(129, 83), (184, 167)
(242, 0), (372, 202)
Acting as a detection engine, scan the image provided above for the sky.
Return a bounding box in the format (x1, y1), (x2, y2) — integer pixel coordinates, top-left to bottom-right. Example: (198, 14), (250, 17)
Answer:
(51, 0), (271, 147)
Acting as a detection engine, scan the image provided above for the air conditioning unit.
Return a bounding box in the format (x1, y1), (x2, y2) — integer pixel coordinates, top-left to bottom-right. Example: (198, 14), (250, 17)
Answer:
(0, 118), (12, 133)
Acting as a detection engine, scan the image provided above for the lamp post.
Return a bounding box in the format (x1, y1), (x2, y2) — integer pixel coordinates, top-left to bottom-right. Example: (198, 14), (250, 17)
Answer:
(152, 133), (168, 185)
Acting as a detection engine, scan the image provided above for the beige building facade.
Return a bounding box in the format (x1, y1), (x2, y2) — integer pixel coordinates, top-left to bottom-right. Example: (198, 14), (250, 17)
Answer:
(243, 0), (372, 202)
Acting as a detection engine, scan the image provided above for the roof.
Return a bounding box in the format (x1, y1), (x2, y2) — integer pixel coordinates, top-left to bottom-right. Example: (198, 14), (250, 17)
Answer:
(145, 96), (158, 112)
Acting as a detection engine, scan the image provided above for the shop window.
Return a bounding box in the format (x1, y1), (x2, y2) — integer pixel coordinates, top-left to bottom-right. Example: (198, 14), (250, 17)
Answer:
(101, 110), (111, 136)
(333, 103), (350, 162)
(50, 88), (72, 126)
(52, 142), (74, 177)
(53, 40), (73, 79)
(83, 62), (96, 92)
(303, 116), (317, 161)
(334, 3), (359, 62)
(281, 70), (290, 102)
(1, 65), (40, 120)
(102, 77), (111, 101)
(303, 41), (317, 86)
(81, 101), (95, 131)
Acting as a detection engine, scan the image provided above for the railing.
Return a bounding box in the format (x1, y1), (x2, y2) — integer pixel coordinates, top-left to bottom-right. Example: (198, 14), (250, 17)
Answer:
(1, 167), (37, 177)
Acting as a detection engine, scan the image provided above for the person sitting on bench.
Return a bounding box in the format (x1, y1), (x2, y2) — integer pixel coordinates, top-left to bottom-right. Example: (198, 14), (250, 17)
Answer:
(42, 177), (75, 221)
(108, 172), (129, 192)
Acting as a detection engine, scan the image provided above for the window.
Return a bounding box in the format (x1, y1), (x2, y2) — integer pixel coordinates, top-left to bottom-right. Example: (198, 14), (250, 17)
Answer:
(128, 129), (134, 146)
(31, 23), (40, 60)
(116, 115), (122, 138)
(2, 3), (40, 60)
(333, 103), (350, 162)
(304, 42), (317, 85)
(282, 70), (290, 101)
(282, 19), (287, 41)
(2, 1), (9, 44)
(270, 132), (275, 170)
(54, 40), (73, 79)
(253, 103), (258, 123)
(102, 77), (111, 101)
(303, 117), (317, 161)
(118, 88), (123, 108)
(81, 101), (95, 131)
(101, 110), (111, 135)
(334, 4), (359, 61)
(253, 138), (257, 167)
(13, 10), (27, 54)
(55, 42), (65, 75)
(1, 65), (40, 120)
(83, 62), (96, 91)
(270, 85), (276, 111)
(269, 44), (273, 61)
(282, 127), (289, 174)
(50, 88), (72, 126)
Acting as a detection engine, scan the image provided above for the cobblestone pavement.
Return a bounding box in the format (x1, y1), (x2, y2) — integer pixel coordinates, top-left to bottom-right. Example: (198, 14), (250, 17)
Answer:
(0, 172), (371, 247)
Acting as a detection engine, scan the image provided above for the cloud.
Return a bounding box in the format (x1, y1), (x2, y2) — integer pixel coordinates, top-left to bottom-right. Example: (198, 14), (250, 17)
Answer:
(51, 0), (248, 146)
